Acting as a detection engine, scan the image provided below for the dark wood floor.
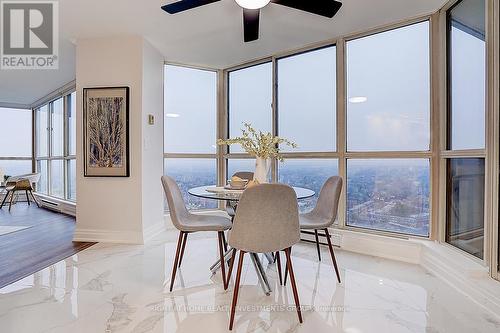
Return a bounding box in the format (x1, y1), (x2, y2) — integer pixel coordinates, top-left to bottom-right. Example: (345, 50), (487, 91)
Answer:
(0, 204), (95, 288)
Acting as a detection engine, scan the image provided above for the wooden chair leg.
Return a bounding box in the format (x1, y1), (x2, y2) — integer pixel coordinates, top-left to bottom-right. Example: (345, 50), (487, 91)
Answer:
(169, 231), (184, 292)
(178, 232), (188, 268)
(8, 190), (15, 211)
(285, 247), (303, 324)
(25, 190), (31, 205)
(314, 230), (321, 261)
(0, 190), (9, 209)
(275, 251), (283, 285)
(324, 228), (341, 283)
(225, 248), (237, 290)
(229, 250), (245, 331)
(29, 190), (40, 207)
(284, 247), (292, 286)
(217, 231), (227, 290)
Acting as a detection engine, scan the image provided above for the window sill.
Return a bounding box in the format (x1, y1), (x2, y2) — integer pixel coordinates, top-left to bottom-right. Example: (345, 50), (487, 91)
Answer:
(419, 239), (500, 317)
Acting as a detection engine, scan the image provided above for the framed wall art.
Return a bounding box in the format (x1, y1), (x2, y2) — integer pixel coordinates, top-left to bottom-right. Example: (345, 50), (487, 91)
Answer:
(83, 86), (130, 177)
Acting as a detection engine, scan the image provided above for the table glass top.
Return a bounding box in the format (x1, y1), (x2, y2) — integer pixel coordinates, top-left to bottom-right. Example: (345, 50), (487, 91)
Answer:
(188, 185), (315, 202)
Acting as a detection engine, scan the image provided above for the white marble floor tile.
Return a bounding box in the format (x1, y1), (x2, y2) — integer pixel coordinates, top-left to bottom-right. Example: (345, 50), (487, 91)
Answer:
(0, 230), (499, 333)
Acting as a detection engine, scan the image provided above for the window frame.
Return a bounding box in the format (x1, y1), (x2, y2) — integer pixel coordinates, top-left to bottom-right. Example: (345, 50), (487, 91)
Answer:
(445, 0), (487, 151)
(439, 0), (489, 265)
(163, 63), (222, 211)
(276, 44), (338, 153)
(345, 21), (432, 153)
(227, 59), (274, 154)
(343, 20), (433, 237)
(33, 90), (76, 201)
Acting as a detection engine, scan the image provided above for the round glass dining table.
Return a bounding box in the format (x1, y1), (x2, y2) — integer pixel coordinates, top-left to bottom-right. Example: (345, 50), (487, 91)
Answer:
(188, 185), (315, 202)
(188, 184), (315, 296)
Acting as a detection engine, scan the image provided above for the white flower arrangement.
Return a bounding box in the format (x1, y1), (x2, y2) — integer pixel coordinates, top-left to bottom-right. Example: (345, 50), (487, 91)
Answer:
(217, 123), (297, 161)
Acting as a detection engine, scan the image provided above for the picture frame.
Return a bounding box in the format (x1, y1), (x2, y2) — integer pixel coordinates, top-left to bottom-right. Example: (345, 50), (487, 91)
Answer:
(83, 86), (130, 177)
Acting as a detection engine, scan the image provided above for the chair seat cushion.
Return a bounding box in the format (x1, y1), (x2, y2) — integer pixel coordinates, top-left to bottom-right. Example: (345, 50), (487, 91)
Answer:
(181, 214), (232, 232)
(299, 212), (332, 230)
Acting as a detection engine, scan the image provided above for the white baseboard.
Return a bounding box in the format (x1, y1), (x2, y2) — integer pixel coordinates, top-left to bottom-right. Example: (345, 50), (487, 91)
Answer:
(300, 228), (421, 264)
(335, 229), (421, 264)
(73, 228), (145, 244)
(74, 219), (166, 244)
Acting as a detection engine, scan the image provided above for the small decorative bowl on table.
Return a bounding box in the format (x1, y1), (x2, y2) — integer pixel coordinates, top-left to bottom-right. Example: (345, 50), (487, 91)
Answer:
(225, 178), (249, 190)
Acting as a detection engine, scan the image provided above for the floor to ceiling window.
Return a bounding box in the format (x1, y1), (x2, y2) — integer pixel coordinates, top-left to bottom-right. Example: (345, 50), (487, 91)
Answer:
(445, 0), (486, 259)
(228, 61), (273, 153)
(0, 107), (33, 180)
(345, 21), (431, 236)
(226, 62), (273, 183)
(34, 91), (77, 201)
(276, 46), (339, 213)
(164, 64), (218, 210)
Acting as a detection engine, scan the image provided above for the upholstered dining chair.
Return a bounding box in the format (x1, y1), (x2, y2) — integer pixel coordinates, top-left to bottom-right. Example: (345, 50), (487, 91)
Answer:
(161, 176), (232, 292)
(284, 176), (343, 284)
(223, 171), (255, 252)
(225, 171), (254, 218)
(225, 184), (302, 330)
(0, 173), (41, 211)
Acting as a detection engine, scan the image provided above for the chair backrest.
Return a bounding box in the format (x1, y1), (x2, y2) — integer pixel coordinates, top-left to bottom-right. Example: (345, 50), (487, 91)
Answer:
(310, 176), (343, 226)
(7, 173), (40, 183)
(161, 176), (190, 231)
(229, 184), (300, 253)
(232, 171), (254, 181)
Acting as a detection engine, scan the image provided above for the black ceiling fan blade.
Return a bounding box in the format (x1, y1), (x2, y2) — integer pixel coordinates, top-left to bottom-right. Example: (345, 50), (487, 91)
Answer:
(161, 0), (221, 14)
(243, 9), (260, 42)
(271, 0), (342, 18)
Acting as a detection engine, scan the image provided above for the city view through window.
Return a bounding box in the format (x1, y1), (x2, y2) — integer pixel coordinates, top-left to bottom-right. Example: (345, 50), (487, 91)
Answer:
(0, 107), (32, 180)
(165, 158), (430, 236)
(347, 159), (430, 236)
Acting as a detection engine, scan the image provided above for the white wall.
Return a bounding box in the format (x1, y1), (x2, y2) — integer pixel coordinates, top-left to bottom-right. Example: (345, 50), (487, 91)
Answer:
(141, 40), (165, 239)
(74, 36), (165, 244)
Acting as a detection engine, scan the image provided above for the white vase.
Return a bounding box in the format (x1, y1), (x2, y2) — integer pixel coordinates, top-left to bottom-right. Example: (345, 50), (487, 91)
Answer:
(254, 157), (271, 183)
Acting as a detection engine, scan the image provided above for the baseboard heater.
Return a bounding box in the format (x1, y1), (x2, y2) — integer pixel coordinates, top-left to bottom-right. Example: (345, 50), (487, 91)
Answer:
(39, 198), (60, 212)
(300, 230), (341, 247)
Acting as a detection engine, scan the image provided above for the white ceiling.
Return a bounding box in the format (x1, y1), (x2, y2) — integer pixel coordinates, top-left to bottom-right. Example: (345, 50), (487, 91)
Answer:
(0, 0), (447, 105)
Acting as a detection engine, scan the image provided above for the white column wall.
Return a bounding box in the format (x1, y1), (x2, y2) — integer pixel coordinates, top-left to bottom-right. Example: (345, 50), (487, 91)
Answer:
(74, 36), (164, 244)
(141, 40), (166, 238)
